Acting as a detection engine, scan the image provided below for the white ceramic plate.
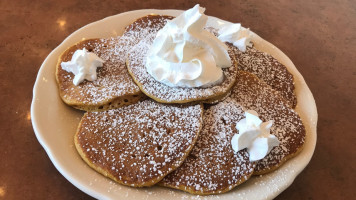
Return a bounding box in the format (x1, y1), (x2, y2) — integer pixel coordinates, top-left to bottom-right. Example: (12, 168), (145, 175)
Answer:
(31, 9), (317, 200)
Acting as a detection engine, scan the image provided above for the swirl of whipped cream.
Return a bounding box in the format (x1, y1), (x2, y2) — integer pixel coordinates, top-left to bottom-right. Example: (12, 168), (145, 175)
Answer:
(218, 23), (253, 52)
(231, 110), (280, 162)
(146, 4), (232, 88)
(61, 48), (104, 86)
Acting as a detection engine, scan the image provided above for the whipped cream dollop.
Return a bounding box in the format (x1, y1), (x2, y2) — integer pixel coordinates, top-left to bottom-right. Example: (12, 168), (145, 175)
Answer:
(146, 4), (231, 88)
(231, 110), (280, 162)
(218, 23), (252, 52)
(61, 48), (104, 86)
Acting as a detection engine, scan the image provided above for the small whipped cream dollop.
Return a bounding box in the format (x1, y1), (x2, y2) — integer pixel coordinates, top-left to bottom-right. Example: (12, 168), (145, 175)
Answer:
(218, 23), (252, 52)
(231, 110), (280, 162)
(146, 4), (231, 88)
(61, 48), (104, 86)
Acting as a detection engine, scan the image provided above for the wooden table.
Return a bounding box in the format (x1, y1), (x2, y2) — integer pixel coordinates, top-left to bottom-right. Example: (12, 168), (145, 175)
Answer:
(1, 0), (355, 199)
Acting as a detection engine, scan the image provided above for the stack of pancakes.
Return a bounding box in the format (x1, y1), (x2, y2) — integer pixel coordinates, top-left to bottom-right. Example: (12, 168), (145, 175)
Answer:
(56, 15), (306, 195)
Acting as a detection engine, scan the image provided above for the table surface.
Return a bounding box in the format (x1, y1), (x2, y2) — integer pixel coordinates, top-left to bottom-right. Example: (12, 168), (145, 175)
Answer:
(1, 0), (355, 199)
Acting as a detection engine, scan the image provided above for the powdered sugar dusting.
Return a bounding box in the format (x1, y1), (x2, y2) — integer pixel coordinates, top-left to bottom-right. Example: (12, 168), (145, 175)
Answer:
(76, 100), (203, 186)
(207, 27), (296, 108)
(161, 97), (255, 194)
(230, 71), (305, 173)
(233, 46), (297, 108)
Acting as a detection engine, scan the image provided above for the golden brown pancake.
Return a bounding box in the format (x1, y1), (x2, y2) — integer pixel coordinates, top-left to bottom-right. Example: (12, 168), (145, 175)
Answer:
(160, 97), (255, 195)
(230, 71), (305, 174)
(124, 15), (175, 37)
(74, 100), (203, 187)
(233, 46), (297, 108)
(124, 15), (238, 104)
(206, 27), (297, 108)
(56, 38), (145, 111)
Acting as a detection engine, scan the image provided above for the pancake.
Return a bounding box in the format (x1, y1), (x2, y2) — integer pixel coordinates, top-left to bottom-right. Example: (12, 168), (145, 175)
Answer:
(74, 100), (203, 187)
(160, 97), (255, 195)
(124, 15), (175, 38)
(56, 38), (145, 111)
(233, 46), (297, 108)
(230, 71), (305, 174)
(124, 15), (239, 104)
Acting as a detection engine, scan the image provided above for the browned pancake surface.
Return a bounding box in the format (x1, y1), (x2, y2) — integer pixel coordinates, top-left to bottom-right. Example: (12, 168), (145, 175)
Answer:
(56, 38), (145, 111)
(230, 71), (305, 174)
(124, 15), (175, 36)
(75, 100), (203, 187)
(233, 46), (297, 108)
(160, 98), (255, 195)
(124, 15), (238, 104)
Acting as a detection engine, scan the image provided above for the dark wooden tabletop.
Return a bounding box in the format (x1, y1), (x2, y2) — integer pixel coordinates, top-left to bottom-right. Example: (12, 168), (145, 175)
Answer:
(1, 0), (355, 199)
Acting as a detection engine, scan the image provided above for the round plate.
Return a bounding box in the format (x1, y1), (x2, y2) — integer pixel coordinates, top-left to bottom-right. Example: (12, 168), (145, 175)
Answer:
(31, 9), (317, 200)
